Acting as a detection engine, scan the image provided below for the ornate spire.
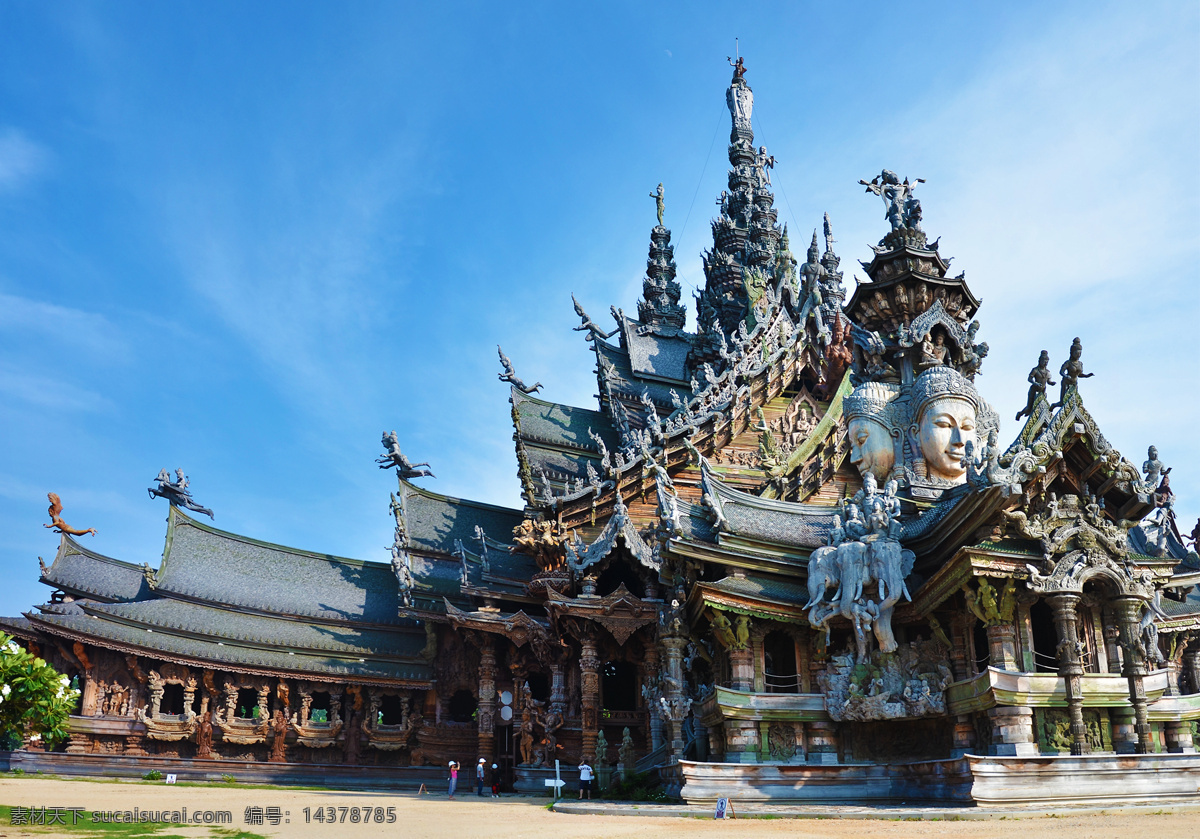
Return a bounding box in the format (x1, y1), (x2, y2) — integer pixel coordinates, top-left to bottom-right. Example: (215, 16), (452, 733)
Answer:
(636, 193), (686, 337)
(690, 58), (794, 371)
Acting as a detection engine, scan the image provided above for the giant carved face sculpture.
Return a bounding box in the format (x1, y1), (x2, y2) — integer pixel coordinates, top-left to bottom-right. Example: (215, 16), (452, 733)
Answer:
(843, 381), (900, 485)
(848, 416), (894, 484)
(917, 397), (977, 483)
(910, 368), (981, 485)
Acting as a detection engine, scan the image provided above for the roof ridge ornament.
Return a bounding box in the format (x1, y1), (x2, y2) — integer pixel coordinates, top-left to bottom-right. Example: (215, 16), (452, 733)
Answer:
(1050, 337), (1094, 409)
(44, 492), (99, 536)
(147, 470), (213, 519)
(497, 345), (543, 395)
(376, 431), (435, 479)
(859, 170), (925, 240)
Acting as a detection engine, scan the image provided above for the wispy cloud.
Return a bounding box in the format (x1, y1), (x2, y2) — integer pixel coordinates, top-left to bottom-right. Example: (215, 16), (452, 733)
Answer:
(0, 128), (50, 192)
(0, 362), (114, 414)
(0, 291), (129, 362)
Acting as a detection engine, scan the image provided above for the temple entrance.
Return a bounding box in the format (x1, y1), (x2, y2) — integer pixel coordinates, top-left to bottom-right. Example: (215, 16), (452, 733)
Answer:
(448, 689), (477, 723)
(162, 683), (185, 716)
(763, 631), (799, 693)
(601, 661), (637, 711)
(1030, 599), (1059, 673)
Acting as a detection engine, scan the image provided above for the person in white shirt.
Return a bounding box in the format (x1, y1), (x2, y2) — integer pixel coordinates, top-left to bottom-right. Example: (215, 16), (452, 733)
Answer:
(578, 759), (594, 800)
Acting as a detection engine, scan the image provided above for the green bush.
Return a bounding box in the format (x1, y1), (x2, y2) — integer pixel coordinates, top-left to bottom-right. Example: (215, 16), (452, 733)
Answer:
(143, 770), (164, 781)
(600, 770), (675, 803)
(0, 631), (81, 748)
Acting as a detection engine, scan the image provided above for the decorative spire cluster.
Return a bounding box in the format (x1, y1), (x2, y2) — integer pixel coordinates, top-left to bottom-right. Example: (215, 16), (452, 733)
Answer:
(636, 218), (686, 337)
(691, 58), (795, 370)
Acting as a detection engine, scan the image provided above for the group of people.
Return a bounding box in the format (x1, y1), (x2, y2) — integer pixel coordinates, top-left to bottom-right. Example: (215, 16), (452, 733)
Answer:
(446, 759), (502, 799)
(444, 758), (597, 800)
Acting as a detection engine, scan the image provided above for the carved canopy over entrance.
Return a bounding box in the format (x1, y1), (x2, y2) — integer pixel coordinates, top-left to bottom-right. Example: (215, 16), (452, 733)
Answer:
(1005, 493), (1168, 598)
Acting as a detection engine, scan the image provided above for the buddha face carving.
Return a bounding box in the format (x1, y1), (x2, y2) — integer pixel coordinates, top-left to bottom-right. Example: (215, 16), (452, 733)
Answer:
(848, 416), (894, 484)
(917, 396), (977, 483)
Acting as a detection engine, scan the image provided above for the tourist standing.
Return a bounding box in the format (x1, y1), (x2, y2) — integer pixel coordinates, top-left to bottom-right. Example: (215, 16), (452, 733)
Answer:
(476, 758), (487, 796)
(448, 760), (459, 799)
(578, 758), (594, 800)
(490, 762), (501, 797)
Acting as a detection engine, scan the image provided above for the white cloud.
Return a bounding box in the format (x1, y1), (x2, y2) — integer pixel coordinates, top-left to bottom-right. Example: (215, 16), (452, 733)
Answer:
(0, 128), (50, 192)
(0, 291), (129, 362)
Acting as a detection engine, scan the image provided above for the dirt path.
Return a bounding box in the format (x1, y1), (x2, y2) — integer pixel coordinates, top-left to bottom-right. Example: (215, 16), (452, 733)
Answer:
(1, 778), (1199, 839)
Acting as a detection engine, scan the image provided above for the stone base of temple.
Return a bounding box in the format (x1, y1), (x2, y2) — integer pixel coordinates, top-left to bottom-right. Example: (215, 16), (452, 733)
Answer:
(681, 754), (1200, 806)
(0, 750), (447, 790)
(968, 754), (1200, 805)
(679, 757), (974, 803)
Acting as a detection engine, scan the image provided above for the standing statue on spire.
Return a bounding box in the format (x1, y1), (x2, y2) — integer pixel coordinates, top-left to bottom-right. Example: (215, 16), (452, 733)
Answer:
(728, 55), (746, 82)
(860, 171), (924, 232)
(726, 59), (753, 128)
(649, 183), (665, 227)
(1051, 337), (1094, 408)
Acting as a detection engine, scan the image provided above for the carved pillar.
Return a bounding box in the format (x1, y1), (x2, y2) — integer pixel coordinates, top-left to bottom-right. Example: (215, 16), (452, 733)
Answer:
(1103, 618), (1124, 674)
(986, 705), (1037, 756)
(986, 624), (1019, 671)
(1113, 596), (1153, 754)
(1185, 643), (1200, 695)
(579, 632), (600, 760)
(949, 615), (972, 681)
(729, 642), (754, 692)
(1166, 720), (1195, 754)
(1048, 594), (1088, 755)
(477, 637), (496, 761)
(643, 642), (663, 752)
(549, 661), (566, 711)
(805, 721), (838, 764)
(951, 714), (976, 757)
(662, 635), (688, 760)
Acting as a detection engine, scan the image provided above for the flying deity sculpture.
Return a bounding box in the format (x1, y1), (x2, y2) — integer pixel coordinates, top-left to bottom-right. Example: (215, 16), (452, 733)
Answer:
(859, 171), (925, 232)
(376, 431), (435, 479)
(44, 492), (97, 537)
(147, 469), (214, 519)
(497, 345), (542, 395)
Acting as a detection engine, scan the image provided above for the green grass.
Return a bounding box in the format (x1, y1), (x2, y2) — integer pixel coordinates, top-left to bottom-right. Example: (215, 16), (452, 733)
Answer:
(2, 770), (327, 791)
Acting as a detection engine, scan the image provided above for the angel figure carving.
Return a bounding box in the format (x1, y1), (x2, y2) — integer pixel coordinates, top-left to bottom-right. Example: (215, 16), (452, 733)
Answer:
(572, 295), (617, 343)
(376, 431), (435, 479)
(147, 469), (214, 518)
(497, 345), (542, 394)
(44, 492), (97, 537)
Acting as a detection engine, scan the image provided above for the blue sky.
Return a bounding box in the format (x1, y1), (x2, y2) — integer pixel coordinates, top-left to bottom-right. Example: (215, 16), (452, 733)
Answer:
(0, 1), (1197, 617)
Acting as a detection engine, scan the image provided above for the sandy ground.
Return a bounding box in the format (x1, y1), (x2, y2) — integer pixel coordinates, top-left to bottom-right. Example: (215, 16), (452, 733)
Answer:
(2, 778), (1200, 839)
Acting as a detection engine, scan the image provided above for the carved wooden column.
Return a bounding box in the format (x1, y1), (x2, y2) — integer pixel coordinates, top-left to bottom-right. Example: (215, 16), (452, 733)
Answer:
(1048, 593), (1089, 755)
(1112, 596), (1153, 753)
(477, 636), (496, 761)
(661, 635), (689, 760)
(948, 615), (971, 681)
(986, 624), (1019, 671)
(643, 642), (663, 752)
(579, 631), (600, 760)
(1185, 641), (1200, 695)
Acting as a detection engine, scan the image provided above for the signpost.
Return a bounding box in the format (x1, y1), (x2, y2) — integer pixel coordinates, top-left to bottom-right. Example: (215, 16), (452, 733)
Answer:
(714, 797), (735, 819)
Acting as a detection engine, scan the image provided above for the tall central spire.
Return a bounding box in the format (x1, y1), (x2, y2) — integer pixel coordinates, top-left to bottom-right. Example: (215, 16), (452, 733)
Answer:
(690, 59), (793, 371)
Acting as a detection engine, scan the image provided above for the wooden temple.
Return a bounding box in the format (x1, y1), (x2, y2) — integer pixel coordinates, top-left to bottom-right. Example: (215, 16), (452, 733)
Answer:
(4, 61), (1200, 804)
